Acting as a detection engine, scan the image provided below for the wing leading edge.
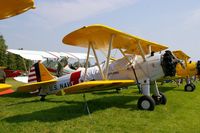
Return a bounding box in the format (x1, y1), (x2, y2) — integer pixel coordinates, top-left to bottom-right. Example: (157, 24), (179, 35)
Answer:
(58, 80), (135, 95)
(62, 24), (168, 54)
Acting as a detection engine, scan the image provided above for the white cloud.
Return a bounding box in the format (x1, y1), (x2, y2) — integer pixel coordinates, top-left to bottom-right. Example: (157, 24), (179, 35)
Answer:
(33, 0), (137, 27)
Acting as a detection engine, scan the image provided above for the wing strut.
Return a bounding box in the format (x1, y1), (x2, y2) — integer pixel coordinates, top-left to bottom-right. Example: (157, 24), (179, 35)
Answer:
(148, 45), (152, 54)
(136, 40), (146, 62)
(119, 49), (141, 93)
(83, 43), (91, 81)
(91, 42), (105, 80)
(105, 34), (115, 79)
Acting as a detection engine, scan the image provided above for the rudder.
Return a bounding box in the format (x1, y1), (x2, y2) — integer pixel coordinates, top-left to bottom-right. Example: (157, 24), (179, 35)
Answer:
(28, 62), (54, 83)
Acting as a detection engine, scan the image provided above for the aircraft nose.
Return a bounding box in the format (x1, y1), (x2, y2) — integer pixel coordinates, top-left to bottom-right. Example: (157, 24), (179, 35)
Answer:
(161, 50), (177, 77)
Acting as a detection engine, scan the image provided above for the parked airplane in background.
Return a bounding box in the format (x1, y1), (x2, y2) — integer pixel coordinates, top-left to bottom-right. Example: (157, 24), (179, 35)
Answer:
(0, 66), (14, 95)
(17, 24), (180, 111)
(0, 84), (14, 96)
(7, 49), (94, 83)
(0, 0), (35, 20)
(172, 50), (200, 91)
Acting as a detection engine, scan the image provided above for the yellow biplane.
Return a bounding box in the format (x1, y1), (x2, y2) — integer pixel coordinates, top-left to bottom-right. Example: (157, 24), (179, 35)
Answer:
(0, 84), (14, 95)
(172, 50), (200, 91)
(0, 84), (12, 92)
(0, 0), (35, 20)
(0, 66), (14, 95)
(17, 24), (179, 111)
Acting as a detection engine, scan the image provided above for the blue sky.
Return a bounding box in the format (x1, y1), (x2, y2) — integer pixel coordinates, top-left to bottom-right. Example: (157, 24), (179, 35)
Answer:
(1, 0), (200, 61)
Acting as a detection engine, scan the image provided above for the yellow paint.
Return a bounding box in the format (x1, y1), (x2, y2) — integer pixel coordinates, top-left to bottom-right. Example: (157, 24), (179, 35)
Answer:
(62, 24), (168, 55)
(176, 61), (197, 77)
(17, 79), (57, 93)
(17, 62), (56, 93)
(0, 0), (35, 20)
(172, 50), (190, 60)
(61, 80), (135, 94)
(172, 50), (197, 78)
(0, 84), (12, 92)
(39, 63), (54, 81)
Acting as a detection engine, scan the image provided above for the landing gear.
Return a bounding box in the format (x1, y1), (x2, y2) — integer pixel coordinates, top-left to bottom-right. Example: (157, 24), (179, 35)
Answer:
(137, 95), (155, 111)
(191, 83), (196, 89)
(184, 84), (195, 92)
(152, 92), (167, 105)
(40, 95), (46, 101)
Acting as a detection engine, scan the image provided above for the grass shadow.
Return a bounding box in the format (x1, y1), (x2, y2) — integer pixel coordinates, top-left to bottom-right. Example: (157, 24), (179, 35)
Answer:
(5, 99), (39, 106)
(92, 90), (121, 95)
(3, 95), (139, 123)
(157, 86), (177, 93)
(2, 91), (37, 98)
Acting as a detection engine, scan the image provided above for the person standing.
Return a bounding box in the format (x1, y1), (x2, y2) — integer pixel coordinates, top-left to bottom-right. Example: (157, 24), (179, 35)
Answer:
(0, 67), (6, 83)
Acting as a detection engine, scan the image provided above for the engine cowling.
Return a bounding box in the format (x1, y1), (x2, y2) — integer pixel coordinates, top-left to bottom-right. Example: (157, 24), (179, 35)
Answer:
(161, 50), (177, 77)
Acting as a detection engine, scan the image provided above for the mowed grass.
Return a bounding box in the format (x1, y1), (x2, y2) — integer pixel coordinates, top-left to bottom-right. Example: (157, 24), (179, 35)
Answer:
(0, 78), (200, 133)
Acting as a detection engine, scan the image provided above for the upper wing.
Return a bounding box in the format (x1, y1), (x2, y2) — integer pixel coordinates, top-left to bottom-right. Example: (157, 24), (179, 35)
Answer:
(7, 49), (94, 61)
(172, 50), (190, 60)
(7, 49), (59, 61)
(58, 80), (135, 95)
(0, 0), (35, 20)
(0, 84), (12, 92)
(17, 79), (57, 93)
(62, 24), (168, 54)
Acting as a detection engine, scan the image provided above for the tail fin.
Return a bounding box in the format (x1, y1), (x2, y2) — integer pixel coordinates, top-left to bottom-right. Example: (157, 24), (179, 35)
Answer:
(28, 62), (54, 83)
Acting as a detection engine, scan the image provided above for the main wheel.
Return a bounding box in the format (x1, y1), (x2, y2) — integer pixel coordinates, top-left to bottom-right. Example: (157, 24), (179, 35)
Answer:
(137, 96), (155, 111)
(191, 83), (196, 89)
(152, 92), (167, 105)
(184, 84), (195, 92)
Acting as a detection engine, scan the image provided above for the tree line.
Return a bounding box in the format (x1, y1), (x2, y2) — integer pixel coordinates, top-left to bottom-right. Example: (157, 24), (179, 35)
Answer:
(0, 35), (32, 71)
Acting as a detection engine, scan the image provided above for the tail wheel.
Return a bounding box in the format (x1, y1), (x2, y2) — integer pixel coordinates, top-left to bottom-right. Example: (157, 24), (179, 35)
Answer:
(184, 84), (195, 92)
(137, 95), (155, 111)
(152, 92), (167, 105)
(40, 95), (46, 101)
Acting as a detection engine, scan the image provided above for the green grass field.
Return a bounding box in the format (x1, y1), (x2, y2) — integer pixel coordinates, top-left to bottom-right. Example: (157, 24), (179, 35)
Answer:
(0, 79), (200, 133)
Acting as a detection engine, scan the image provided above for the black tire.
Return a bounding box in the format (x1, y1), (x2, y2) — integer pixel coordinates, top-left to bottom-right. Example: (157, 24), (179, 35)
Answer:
(40, 95), (46, 101)
(191, 83), (196, 89)
(152, 92), (167, 105)
(184, 84), (195, 92)
(137, 95), (155, 111)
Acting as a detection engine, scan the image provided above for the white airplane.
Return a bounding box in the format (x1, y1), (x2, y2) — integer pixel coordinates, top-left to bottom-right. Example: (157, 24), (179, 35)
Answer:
(7, 49), (94, 83)
(17, 24), (179, 111)
(7, 49), (94, 62)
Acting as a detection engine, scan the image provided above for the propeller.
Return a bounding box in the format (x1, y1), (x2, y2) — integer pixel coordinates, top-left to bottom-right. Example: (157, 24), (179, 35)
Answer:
(161, 50), (178, 77)
(196, 60), (200, 75)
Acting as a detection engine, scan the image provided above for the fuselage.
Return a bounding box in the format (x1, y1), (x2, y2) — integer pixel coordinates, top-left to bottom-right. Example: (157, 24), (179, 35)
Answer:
(40, 53), (167, 95)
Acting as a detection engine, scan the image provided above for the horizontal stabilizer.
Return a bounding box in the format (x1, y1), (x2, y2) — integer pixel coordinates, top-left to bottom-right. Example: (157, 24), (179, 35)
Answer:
(17, 79), (57, 93)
